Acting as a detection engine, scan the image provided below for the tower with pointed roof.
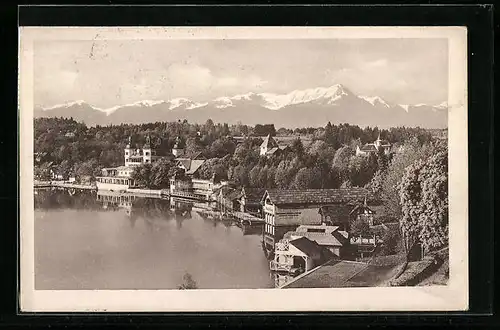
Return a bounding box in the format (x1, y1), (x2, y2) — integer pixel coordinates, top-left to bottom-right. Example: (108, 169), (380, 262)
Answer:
(374, 132), (382, 149)
(172, 136), (185, 157)
(260, 134), (279, 156)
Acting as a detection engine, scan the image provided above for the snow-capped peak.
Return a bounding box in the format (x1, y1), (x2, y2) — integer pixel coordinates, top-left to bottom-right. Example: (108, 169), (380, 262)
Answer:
(260, 84), (351, 110)
(399, 104), (410, 112)
(213, 97), (234, 109)
(42, 100), (87, 111)
(102, 100), (165, 114)
(229, 92), (257, 101)
(359, 95), (391, 108)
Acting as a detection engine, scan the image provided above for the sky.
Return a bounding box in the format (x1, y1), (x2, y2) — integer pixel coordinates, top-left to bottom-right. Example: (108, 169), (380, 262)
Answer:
(34, 38), (448, 108)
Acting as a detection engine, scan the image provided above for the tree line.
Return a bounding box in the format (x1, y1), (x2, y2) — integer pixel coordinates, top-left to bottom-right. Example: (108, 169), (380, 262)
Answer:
(34, 117), (448, 257)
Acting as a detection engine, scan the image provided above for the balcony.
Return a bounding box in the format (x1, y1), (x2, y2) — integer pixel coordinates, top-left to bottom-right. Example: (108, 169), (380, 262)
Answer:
(269, 260), (292, 272)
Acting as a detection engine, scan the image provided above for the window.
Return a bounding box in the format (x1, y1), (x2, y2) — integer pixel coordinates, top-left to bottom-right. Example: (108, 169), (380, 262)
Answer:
(307, 228), (326, 233)
(145, 152), (150, 156)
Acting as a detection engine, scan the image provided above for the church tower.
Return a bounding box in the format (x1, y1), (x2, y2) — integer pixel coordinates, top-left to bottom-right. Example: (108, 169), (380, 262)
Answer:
(142, 135), (152, 164)
(374, 132), (382, 150)
(172, 136), (184, 157)
(124, 136), (132, 167)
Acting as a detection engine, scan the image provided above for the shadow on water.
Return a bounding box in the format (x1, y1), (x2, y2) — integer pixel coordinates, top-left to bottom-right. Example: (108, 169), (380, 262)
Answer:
(34, 188), (265, 238)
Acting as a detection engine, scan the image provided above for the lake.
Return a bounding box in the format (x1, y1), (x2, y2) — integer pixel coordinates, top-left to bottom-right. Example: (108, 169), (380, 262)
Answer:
(34, 189), (276, 290)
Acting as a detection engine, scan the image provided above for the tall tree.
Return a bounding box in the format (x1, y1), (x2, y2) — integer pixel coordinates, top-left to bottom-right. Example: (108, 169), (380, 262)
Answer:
(400, 150), (448, 257)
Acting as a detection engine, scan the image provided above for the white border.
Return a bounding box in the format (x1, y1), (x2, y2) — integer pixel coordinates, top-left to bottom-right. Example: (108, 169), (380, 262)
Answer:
(19, 26), (468, 312)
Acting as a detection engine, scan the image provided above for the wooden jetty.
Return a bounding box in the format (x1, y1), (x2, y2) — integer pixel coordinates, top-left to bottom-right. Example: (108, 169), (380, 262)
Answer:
(34, 181), (97, 190)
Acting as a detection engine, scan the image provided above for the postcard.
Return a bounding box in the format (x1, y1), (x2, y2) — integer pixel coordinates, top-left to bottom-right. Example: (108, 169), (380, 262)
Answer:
(19, 26), (468, 312)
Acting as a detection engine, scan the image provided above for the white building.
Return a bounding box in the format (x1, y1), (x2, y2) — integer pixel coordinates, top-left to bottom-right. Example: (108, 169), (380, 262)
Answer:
(171, 136), (185, 157)
(96, 136), (170, 191)
(355, 134), (392, 157)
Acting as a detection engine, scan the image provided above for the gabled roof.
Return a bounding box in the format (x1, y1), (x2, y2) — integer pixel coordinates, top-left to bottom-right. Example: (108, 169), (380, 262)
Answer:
(260, 134), (279, 149)
(175, 158), (193, 170)
(216, 186), (241, 200)
(266, 147), (280, 155)
(285, 231), (348, 247)
(263, 188), (376, 206)
(289, 237), (323, 256)
(241, 187), (267, 203)
(185, 159), (205, 175)
(349, 203), (374, 215)
(191, 151), (206, 160)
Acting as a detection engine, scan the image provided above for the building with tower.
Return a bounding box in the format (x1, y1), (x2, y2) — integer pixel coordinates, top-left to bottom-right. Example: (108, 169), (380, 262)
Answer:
(96, 135), (172, 190)
(259, 134), (289, 157)
(355, 133), (392, 157)
(171, 136), (185, 157)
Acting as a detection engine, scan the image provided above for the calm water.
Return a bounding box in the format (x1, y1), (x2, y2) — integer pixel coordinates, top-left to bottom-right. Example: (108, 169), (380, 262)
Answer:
(34, 189), (275, 290)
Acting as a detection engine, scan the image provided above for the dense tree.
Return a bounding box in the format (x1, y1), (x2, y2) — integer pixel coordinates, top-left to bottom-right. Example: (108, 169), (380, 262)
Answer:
(254, 124), (276, 136)
(131, 163), (153, 188)
(400, 150), (448, 255)
(249, 165), (263, 188)
(184, 137), (202, 157)
(34, 117), (444, 198)
(332, 145), (354, 183)
(177, 272), (198, 290)
(150, 158), (176, 188)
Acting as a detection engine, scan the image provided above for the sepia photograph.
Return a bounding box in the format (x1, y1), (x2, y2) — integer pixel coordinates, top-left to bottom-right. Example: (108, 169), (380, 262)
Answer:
(19, 26), (468, 312)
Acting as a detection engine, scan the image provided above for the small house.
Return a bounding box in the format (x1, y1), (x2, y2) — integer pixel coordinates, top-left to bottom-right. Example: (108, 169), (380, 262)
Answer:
(238, 187), (266, 215)
(349, 198), (376, 226)
(284, 224), (353, 259)
(216, 186), (241, 212)
(270, 237), (324, 274)
(261, 188), (377, 252)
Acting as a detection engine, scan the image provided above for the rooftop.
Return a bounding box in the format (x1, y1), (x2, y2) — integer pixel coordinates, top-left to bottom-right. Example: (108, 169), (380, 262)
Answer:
(282, 259), (399, 288)
(285, 230), (349, 247)
(264, 188), (376, 206)
(260, 134), (279, 149)
(289, 237), (324, 256)
(242, 187), (267, 203)
(359, 144), (378, 152)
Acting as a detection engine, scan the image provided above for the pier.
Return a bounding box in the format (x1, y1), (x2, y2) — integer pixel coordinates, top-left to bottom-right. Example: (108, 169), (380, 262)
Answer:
(34, 181), (97, 190)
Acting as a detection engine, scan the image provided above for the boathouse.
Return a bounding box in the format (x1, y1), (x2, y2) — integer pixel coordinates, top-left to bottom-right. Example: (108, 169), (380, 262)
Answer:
(270, 237), (324, 274)
(238, 187), (266, 215)
(284, 224), (353, 259)
(215, 186), (241, 211)
(261, 188), (377, 253)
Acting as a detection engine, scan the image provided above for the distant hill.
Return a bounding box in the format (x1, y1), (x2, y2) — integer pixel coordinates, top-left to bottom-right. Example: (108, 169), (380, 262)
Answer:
(35, 84), (448, 129)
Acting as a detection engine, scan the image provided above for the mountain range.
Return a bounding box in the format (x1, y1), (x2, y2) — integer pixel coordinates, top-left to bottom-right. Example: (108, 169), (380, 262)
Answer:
(34, 84), (448, 128)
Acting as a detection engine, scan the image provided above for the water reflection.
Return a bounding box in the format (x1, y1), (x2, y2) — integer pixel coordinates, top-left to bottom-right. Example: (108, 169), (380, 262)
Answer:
(34, 188), (265, 238)
(34, 188), (273, 290)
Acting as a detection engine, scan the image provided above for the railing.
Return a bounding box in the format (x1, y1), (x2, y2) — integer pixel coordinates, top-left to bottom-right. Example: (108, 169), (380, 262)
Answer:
(269, 260), (292, 272)
(170, 190), (204, 200)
